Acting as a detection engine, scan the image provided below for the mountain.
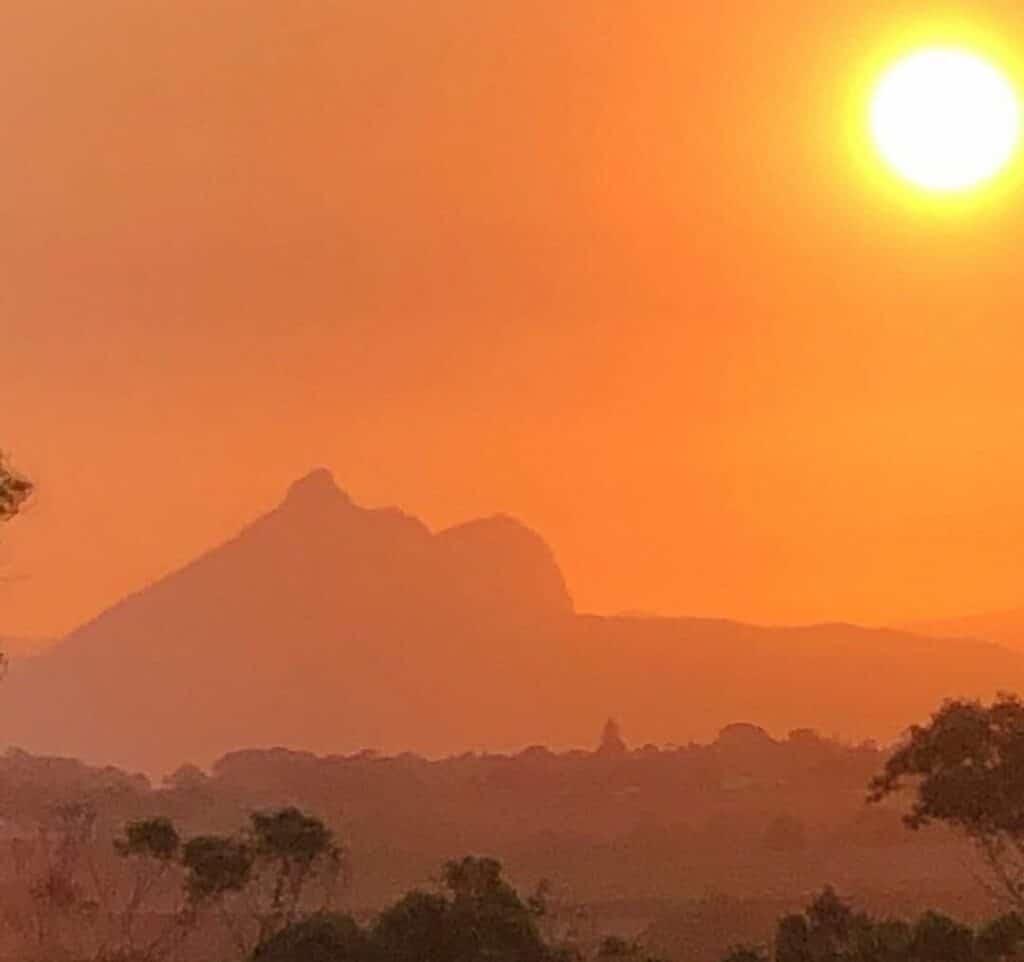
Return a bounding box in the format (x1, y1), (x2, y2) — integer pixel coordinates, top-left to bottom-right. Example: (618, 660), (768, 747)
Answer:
(0, 636), (53, 657)
(905, 609), (1024, 651)
(4, 470), (1024, 775)
(1, 470), (575, 773)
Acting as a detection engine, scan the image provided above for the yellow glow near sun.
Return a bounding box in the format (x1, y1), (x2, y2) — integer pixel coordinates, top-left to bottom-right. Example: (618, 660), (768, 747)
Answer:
(870, 48), (1020, 192)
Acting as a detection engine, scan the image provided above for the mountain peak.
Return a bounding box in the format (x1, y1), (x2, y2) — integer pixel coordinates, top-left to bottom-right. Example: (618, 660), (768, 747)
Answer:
(283, 468), (350, 507)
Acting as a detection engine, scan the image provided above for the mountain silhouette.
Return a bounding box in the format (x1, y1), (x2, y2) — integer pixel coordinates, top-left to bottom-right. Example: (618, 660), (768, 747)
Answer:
(5, 470), (1024, 774)
(905, 608), (1024, 651)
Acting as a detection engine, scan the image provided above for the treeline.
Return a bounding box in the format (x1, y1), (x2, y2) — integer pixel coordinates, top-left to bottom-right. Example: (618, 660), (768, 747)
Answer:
(15, 800), (659, 961)
(717, 694), (1024, 962)
(11, 802), (1024, 962)
(4, 805), (344, 961)
(721, 888), (1024, 962)
(250, 856), (662, 962)
(0, 722), (911, 913)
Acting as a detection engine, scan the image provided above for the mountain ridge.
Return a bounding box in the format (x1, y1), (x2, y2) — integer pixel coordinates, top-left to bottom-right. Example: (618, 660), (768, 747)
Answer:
(903, 608), (1024, 651)
(3, 469), (1023, 775)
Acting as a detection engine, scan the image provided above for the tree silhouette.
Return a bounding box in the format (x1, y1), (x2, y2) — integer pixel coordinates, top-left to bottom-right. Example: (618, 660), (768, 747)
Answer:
(598, 718), (627, 756)
(0, 452), (31, 524)
(720, 947), (769, 962)
(730, 888), (1022, 962)
(869, 694), (1024, 910)
(371, 856), (561, 962)
(0, 452), (31, 676)
(597, 934), (666, 961)
(251, 911), (367, 962)
(247, 807), (345, 945)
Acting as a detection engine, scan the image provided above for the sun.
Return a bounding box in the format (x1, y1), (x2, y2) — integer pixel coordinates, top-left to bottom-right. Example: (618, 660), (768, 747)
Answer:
(870, 48), (1020, 192)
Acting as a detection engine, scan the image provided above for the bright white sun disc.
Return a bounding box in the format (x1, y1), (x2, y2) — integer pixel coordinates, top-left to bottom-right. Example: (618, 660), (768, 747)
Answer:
(870, 48), (1020, 192)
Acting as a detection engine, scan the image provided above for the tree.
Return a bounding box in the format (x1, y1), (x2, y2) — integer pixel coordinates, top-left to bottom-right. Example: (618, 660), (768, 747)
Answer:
(774, 914), (812, 962)
(910, 911), (974, 962)
(179, 808), (345, 959)
(182, 834), (254, 905)
(29, 801), (103, 958)
(720, 948), (769, 962)
(868, 695), (1024, 910)
(805, 887), (856, 946)
(0, 452), (31, 674)
(598, 718), (627, 756)
(117, 818), (181, 863)
(723, 886), (1024, 962)
(372, 890), (453, 962)
(163, 763), (209, 793)
(246, 807), (345, 946)
(975, 912), (1024, 961)
(182, 833), (256, 956)
(443, 856), (553, 962)
(850, 918), (912, 962)
(251, 911), (368, 962)
(0, 453), (31, 523)
(370, 856), (561, 962)
(109, 817), (187, 961)
(596, 935), (666, 961)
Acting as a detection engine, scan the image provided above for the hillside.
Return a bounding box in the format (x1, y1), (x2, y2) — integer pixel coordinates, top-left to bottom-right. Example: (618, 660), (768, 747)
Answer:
(2, 470), (1023, 774)
(906, 608), (1024, 651)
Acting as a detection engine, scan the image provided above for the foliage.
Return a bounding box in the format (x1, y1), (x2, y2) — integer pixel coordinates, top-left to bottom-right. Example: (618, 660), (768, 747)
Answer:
(868, 695), (1024, 908)
(596, 934), (666, 961)
(245, 807), (345, 946)
(370, 856), (558, 962)
(249, 807), (337, 870)
(598, 718), (627, 756)
(182, 834), (254, 904)
(0, 801), (347, 962)
(0, 452), (31, 523)
(724, 887), (1024, 962)
(251, 911), (367, 962)
(116, 818), (181, 862)
(911, 910), (975, 962)
(720, 948), (770, 962)
(372, 889), (454, 962)
(257, 856), (581, 962)
(976, 912), (1024, 960)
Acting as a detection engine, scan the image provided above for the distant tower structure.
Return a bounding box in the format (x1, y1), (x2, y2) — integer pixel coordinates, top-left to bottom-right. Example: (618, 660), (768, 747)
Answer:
(597, 717), (627, 756)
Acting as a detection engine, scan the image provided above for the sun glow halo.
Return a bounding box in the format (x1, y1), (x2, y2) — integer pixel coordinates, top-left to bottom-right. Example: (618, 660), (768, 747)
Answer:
(870, 48), (1020, 192)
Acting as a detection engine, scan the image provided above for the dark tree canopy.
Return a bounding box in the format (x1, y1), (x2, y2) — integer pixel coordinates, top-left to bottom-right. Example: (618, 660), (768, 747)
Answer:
(598, 718), (627, 756)
(369, 856), (562, 962)
(869, 695), (1024, 907)
(0, 454), (31, 523)
(729, 887), (1024, 962)
(252, 912), (367, 962)
(101, 807), (345, 962)
(182, 834), (254, 903)
(250, 806), (337, 869)
(720, 948), (769, 962)
(116, 816), (181, 862)
(597, 934), (666, 961)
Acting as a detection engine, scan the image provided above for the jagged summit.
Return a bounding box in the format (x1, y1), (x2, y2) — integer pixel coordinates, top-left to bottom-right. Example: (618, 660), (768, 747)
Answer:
(0, 477), (577, 772)
(6, 475), (1024, 776)
(282, 468), (352, 507)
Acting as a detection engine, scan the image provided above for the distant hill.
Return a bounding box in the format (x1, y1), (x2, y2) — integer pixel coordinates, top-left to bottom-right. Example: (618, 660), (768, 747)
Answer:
(905, 609), (1024, 651)
(3, 469), (1024, 774)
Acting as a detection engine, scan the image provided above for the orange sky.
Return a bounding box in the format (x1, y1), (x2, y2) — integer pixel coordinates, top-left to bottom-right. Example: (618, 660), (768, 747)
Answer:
(6, 0), (1024, 639)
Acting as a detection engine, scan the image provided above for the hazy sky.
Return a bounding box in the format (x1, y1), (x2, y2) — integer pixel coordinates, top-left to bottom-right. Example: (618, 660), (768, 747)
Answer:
(6, 0), (1024, 638)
